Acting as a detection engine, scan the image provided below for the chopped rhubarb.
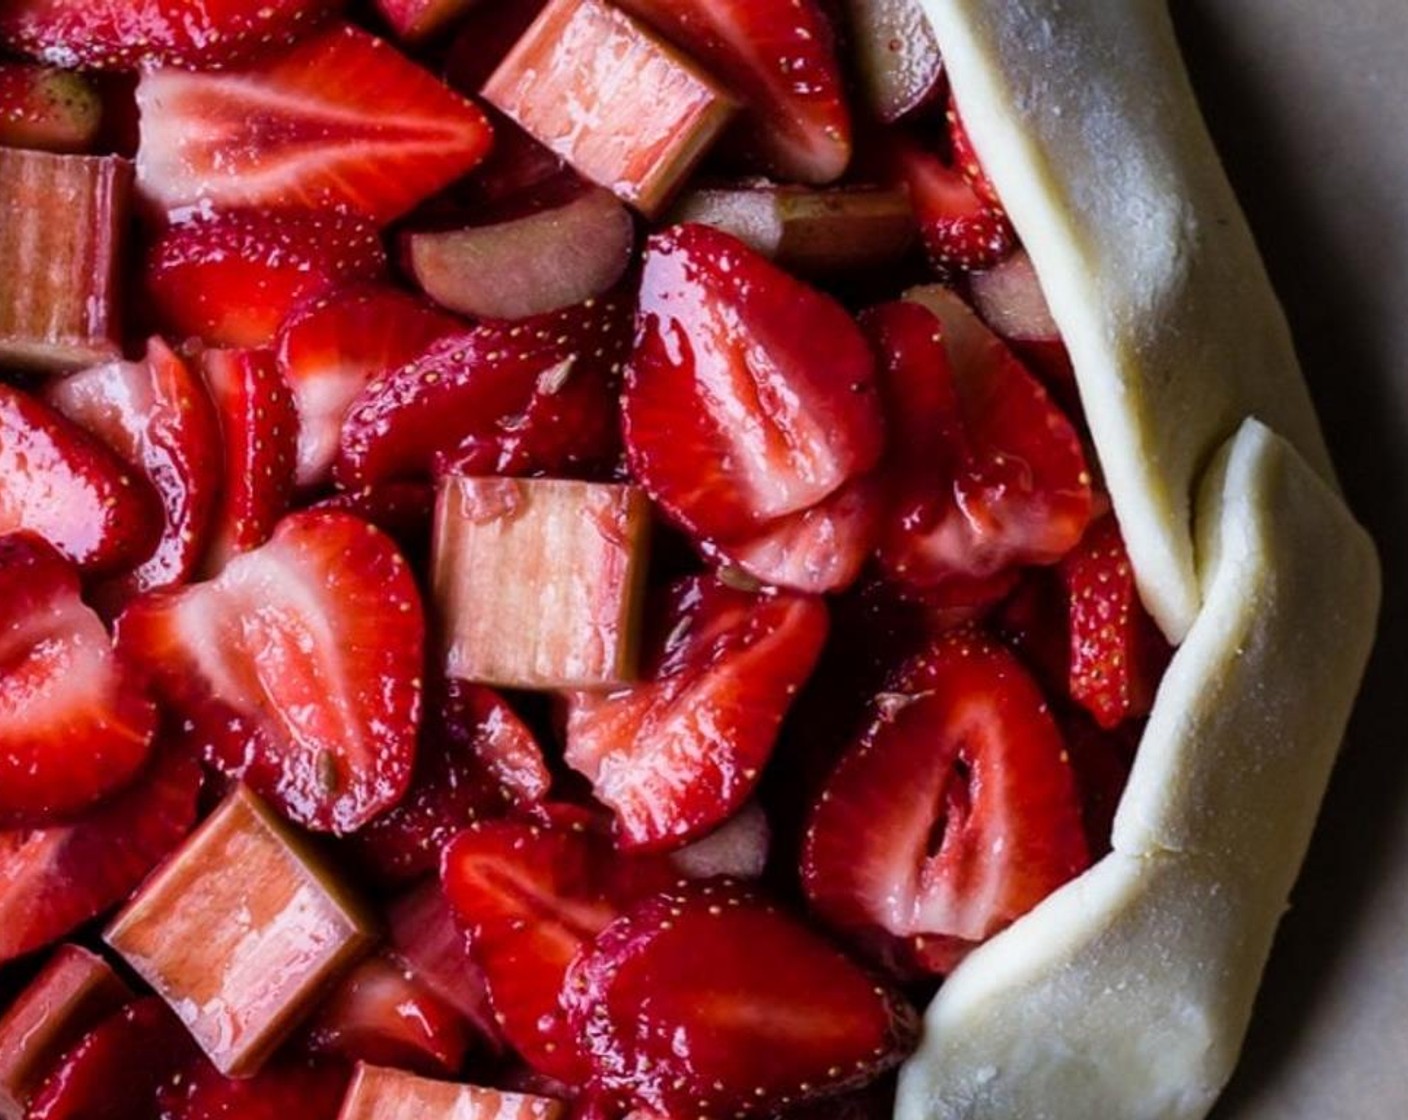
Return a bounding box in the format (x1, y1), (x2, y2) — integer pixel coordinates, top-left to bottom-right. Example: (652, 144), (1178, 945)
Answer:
(843, 0), (944, 122)
(0, 946), (131, 1120)
(433, 477), (650, 689)
(336, 1064), (567, 1120)
(104, 787), (377, 1077)
(969, 248), (1079, 404)
(670, 800), (771, 880)
(404, 187), (635, 320)
(0, 149), (129, 372)
(0, 64), (101, 153)
(483, 0), (736, 216)
(669, 183), (914, 274)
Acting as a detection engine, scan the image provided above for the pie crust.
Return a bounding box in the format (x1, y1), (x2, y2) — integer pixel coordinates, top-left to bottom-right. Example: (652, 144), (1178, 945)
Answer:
(895, 2), (1382, 1117)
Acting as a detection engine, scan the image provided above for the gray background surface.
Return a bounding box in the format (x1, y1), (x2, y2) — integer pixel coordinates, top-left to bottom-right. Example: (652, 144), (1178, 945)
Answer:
(1173, 1), (1408, 1116)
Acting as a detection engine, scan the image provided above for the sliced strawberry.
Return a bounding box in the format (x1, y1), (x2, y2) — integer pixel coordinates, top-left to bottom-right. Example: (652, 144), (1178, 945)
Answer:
(1059, 515), (1172, 728)
(276, 285), (462, 490)
(156, 1056), (349, 1120)
(440, 813), (676, 1084)
(1058, 707), (1139, 857)
(945, 96), (1003, 210)
(889, 137), (1014, 272)
(0, 745), (200, 965)
(0, 535), (157, 827)
(385, 880), (503, 1050)
(564, 880), (917, 1114)
(310, 482), (435, 562)
(304, 953), (474, 1076)
(623, 223), (883, 545)
(992, 565), (1069, 698)
(348, 682), (548, 886)
(376, 0), (478, 44)
(44, 337), (222, 608)
(0, 63), (100, 153)
(563, 574), (828, 850)
(136, 23), (494, 223)
(335, 295), (629, 490)
(615, 0), (852, 183)
(145, 209), (387, 349)
(0, 0), (335, 70)
(802, 628), (1090, 977)
(870, 288), (1093, 589)
(0, 385), (160, 574)
(26, 997), (197, 1120)
(116, 510), (424, 834)
(198, 348), (298, 575)
(703, 473), (882, 594)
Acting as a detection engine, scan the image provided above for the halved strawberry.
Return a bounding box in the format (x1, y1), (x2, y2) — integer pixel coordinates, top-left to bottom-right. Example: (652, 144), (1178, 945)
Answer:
(304, 953), (474, 1076)
(0, 744), (201, 964)
(44, 337), (222, 608)
(802, 628), (1090, 977)
(145, 209), (387, 349)
(0, 0), (335, 70)
(440, 813), (676, 1084)
(375, 0), (477, 44)
(563, 880), (917, 1115)
(276, 285), (461, 490)
(615, 0), (851, 183)
(116, 510), (424, 834)
(623, 223), (883, 545)
(0, 385), (161, 574)
(563, 574), (828, 850)
(1060, 515), (1172, 729)
(0, 63), (100, 153)
(26, 997), (197, 1120)
(0, 534), (157, 827)
(198, 348), (298, 575)
(136, 23), (494, 223)
(335, 295), (629, 490)
(889, 137), (1014, 272)
(945, 96), (1003, 210)
(311, 482), (435, 562)
(156, 1056), (349, 1120)
(348, 682), (549, 886)
(870, 288), (1093, 590)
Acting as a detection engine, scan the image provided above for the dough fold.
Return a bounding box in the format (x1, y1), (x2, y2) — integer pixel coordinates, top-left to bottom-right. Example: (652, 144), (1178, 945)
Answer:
(894, 420), (1380, 1120)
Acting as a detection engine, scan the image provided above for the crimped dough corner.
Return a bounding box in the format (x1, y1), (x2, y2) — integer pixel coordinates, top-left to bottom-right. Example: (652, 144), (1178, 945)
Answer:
(895, 2), (1383, 1118)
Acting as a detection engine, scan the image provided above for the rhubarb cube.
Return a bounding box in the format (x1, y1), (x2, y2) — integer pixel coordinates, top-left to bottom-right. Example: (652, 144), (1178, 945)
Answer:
(0, 946), (131, 1120)
(0, 149), (130, 372)
(336, 1064), (566, 1120)
(483, 0), (735, 216)
(670, 183), (916, 274)
(104, 786), (376, 1077)
(433, 477), (650, 689)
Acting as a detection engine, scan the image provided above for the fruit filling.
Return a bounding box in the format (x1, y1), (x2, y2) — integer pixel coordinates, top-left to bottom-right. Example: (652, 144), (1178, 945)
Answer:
(0, 0), (1175, 1116)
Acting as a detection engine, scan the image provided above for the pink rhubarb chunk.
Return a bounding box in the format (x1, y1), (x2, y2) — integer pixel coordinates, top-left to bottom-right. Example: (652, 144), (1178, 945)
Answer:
(335, 1064), (566, 1120)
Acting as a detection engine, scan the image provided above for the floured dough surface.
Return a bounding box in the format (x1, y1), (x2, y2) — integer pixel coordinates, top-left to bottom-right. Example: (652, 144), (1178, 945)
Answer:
(894, 422), (1379, 1120)
(915, 0), (1333, 642)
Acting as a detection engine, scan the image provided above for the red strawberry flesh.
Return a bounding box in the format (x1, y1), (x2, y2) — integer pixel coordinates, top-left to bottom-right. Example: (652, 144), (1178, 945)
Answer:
(0, 63), (100, 153)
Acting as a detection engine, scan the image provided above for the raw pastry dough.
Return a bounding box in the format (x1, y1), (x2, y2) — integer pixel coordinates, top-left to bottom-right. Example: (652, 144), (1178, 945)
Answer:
(896, 2), (1382, 1118)
(894, 421), (1378, 1120)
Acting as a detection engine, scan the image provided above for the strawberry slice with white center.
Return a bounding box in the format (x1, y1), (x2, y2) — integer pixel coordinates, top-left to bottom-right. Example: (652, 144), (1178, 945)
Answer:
(0, 0), (336, 70)
(623, 223), (884, 545)
(615, 0), (852, 183)
(0, 384), (160, 574)
(889, 136), (1015, 272)
(564, 573), (828, 850)
(335, 295), (630, 490)
(563, 880), (918, 1115)
(802, 628), (1090, 977)
(136, 23), (493, 223)
(198, 348), (299, 575)
(145, 209), (387, 349)
(0, 745), (201, 965)
(869, 288), (1094, 590)
(157, 1056), (349, 1120)
(441, 812), (676, 1085)
(276, 284), (461, 491)
(1060, 514), (1173, 729)
(116, 510), (424, 834)
(0, 534), (157, 827)
(44, 337), (222, 608)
